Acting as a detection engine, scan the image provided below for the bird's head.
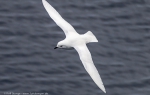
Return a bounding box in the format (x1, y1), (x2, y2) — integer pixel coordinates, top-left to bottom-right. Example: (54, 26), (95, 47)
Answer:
(54, 40), (69, 49)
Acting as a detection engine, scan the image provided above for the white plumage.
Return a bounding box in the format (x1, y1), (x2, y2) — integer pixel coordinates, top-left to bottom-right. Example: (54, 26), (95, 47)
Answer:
(42, 0), (106, 93)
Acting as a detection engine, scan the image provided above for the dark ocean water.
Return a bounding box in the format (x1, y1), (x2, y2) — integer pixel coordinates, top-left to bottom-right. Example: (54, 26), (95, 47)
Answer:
(0, 0), (150, 95)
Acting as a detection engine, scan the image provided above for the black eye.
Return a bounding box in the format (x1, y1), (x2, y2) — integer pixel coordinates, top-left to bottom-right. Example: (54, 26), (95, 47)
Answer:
(60, 45), (63, 47)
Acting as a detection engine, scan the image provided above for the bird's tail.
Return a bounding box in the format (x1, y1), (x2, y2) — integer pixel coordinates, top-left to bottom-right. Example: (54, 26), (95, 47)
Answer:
(83, 31), (98, 43)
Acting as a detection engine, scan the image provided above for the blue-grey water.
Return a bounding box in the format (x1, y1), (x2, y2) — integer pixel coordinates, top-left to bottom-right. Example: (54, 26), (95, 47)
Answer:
(0, 0), (150, 95)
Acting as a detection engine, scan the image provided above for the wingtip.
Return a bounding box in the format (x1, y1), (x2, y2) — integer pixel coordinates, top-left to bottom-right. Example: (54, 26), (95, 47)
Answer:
(99, 84), (106, 93)
(102, 87), (106, 93)
(103, 89), (106, 93)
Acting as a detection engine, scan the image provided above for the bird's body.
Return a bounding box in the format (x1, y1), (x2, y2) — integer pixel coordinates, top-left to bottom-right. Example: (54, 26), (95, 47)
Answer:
(42, 0), (106, 93)
(60, 33), (97, 47)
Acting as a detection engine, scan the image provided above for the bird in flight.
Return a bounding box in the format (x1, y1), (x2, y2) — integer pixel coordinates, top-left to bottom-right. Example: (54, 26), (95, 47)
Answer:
(42, 0), (106, 93)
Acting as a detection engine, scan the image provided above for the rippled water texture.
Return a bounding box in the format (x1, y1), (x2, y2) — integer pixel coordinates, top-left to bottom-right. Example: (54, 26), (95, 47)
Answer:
(0, 0), (150, 95)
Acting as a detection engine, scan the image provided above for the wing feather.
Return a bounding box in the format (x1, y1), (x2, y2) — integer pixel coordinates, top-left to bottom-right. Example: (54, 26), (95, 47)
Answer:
(42, 0), (78, 36)
(74, 44), (106, 93)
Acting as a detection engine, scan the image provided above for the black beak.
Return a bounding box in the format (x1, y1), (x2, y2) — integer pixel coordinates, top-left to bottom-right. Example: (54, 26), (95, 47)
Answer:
(54, 47), (58, 49)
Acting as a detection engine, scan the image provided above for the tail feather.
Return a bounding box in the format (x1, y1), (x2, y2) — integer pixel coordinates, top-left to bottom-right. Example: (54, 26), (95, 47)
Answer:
(84, 31), (98, 43)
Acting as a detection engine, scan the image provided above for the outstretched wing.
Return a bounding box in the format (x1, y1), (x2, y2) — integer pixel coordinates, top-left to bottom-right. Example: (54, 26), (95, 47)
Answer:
(42, 0), (78, 36)
(74, 44), (106, 93)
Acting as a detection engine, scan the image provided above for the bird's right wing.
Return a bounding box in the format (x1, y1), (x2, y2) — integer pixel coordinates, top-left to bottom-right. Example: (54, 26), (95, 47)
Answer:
(74, 44), (106, 93)
(42, 0), (78, 36)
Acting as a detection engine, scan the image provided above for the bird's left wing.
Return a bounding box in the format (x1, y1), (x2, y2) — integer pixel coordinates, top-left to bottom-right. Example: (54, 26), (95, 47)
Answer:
(74, 44), (106, 93)
(42, 0), (78, 36)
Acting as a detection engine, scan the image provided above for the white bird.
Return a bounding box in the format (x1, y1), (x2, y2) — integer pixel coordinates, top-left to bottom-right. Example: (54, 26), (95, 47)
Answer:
(42, 0), (106, 93)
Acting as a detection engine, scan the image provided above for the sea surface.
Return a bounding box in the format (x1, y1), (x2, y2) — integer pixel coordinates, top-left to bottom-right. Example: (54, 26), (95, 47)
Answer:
(0, 0), (150, 95)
